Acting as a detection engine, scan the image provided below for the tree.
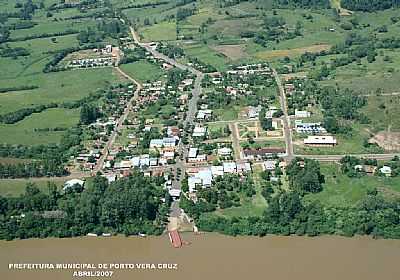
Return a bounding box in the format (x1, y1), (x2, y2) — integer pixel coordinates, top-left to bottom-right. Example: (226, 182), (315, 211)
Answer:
(287, 158), (324, 194)
(80, 104), (100, 125)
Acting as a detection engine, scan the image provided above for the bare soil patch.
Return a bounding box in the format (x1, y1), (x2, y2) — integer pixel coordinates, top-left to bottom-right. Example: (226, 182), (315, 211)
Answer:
(369, 131), (400, 151)
(212, 44), (248, 60)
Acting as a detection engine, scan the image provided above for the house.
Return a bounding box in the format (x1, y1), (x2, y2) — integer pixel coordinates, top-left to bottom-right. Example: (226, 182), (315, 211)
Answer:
(162, 137), (177, 147)
(265, 106), (278, 118)
(115, 160), (132, 169)
(295, 121), (326, 134)
(139, 156), (150, 168)
(364, 165), (377, 174)
(162, 63), (173, 70)
(223, 162), (237, 174)
(63, 179), (85, 191)
(103, 174), (117, 183)
(169, 189), (181, 198)
(179, 94), (188, 104)
(247, 106), (261, 119)
(167, 126), (180, 139)
(237, 162), (252, 174)
(284, 83), (295, 94)
(188, 177), (202, 193)
(380, 166), (392, 177)
(211, 166), (224, 177)
(304, 135), (337, 146)
(218, 147), (232, 156)
(354, 165), (363, 171)
(295, 110), (311, 118)
(188, 148), (198, 159)
(149, 139), (164, 149)
(188, 168), (213, 192)
(263, 160), (277, 171)
(196, 109), (213, 120)
(188, 153), (207, 163)
(163, 151), (175, 160)
(130, 156), (140, 168)
(149, 138), (176, 149)
(193, 126), (207, 137)
(149, 158), (158, 166)
(272, 120), (280, 130)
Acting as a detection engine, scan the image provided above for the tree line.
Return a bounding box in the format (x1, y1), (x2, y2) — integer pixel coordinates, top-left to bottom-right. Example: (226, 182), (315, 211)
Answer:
(0, 173), (170, 240)
(196, 189), (400, 238)
(0, 160), (68, 179)
(341, 0), (400, 12)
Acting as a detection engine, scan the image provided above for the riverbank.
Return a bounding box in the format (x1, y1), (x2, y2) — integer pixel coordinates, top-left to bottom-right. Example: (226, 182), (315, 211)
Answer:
(1, 233), (400, 280)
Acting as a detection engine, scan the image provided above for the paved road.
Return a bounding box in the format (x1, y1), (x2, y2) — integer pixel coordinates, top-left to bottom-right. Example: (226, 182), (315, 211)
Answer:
(130, 26), (203, 219)
(94, 67), (142, 173)
(360, 92), (400, 97)
(230, 123), (242, 160)
(299, 153), (400, 162)
(272, 68), (294, 161)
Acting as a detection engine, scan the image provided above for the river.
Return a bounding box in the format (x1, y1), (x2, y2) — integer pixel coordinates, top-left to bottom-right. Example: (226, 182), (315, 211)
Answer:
(1, 233), (400, 280)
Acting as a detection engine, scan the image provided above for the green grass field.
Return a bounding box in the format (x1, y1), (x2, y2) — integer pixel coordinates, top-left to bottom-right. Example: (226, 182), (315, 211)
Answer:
(120, 60), (165, 83)
(294, 123), (385, 155)
(0, 68), (125, 115)
(215, 166), (268, 218)
(213, 106), (240, 121)
(304, 163), (400, 208)
(0, 178), (65, 197)
(0, 108), (80, 145)
(183, 43), (231, 71)
(319, 49), (400, 93)
(362, 95), (400, 132)
(140, 21), (177, 42)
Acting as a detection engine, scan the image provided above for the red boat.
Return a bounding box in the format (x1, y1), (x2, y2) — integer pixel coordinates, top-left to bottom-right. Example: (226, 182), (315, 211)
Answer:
(168, 230), (182, 248)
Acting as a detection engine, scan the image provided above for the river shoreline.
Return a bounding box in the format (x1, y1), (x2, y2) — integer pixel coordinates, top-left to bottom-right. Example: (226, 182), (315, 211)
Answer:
(2, 232), (400, 280)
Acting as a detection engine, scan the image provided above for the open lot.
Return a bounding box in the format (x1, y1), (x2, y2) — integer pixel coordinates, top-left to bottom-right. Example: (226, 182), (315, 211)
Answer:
(120, 60), (165, 83)
(304, 163), (400, 208)
(0, 178), (65, 197)
(0, 108), (80, 145)
(256, 44), (331, 60)
(0, 68), (125, 115)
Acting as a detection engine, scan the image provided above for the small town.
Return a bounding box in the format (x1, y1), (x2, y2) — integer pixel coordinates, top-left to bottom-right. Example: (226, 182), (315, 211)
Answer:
(1, 1), (400, 279)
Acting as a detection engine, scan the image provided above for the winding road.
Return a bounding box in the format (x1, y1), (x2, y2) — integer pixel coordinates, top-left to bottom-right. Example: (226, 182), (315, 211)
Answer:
(93, 66), (142, 173)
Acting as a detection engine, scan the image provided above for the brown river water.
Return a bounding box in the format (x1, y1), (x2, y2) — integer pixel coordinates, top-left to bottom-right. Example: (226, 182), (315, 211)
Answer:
(1, 233), (400, 280)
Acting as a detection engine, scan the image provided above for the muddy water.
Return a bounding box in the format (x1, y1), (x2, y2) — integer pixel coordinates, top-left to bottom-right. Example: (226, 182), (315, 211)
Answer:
(1, 233), (400, 280)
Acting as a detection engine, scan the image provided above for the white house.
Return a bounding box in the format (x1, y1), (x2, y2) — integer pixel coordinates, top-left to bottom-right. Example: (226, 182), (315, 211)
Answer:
(63, 179), (85, 191)
(188, 169), (213, 192)
(218, 147), (232, 156)
(263, 160), (277, 171)
(211, 165), (224, 177)
(223, 162), (237, 174)
(295, 110), (311, 118)
(149, 139), (164, 149)
(169, 189), (181, 198)
(304, 135), (337, 146)
(380, 166), (392, 177)
(188, 148), (198, 159)
(193, 126), (207, 137)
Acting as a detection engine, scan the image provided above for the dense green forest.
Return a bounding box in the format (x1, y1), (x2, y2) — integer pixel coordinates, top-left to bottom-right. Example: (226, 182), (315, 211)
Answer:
(273, 0), (330, 8)
(0, 173), (170, 240)
(341, 0), (400, 12)
(197, 190), (400, 238)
